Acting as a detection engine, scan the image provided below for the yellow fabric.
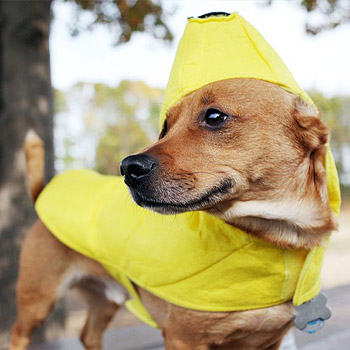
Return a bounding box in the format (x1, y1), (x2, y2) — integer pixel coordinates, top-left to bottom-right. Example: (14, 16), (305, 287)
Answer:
(36, 170), (306, 327)
(35, 13), (341, 327)
(159, 13), (314, 128)
(324, 145), (341, 217)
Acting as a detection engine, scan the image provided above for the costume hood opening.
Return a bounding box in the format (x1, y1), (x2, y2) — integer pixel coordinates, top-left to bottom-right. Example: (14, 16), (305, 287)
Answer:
(159, 11), (340, 216)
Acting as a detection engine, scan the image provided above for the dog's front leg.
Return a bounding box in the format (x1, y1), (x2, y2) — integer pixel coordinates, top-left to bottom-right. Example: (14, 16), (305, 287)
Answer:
(163, 334), (209, 350)
(161, 306), (210, 350)
(76, 280), (121, 350)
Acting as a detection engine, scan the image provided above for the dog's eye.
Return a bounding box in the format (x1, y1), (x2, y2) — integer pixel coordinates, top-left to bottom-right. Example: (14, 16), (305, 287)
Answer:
(204, 109), (228, 127)
(159, 119), (168, 139)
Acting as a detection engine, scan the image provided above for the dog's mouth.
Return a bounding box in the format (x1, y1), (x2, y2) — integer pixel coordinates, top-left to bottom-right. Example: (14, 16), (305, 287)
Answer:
(129, 179), (234, 214)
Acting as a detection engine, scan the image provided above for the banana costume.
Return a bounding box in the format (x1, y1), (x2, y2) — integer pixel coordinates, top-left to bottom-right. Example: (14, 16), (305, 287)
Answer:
(36, 13), (341, 328)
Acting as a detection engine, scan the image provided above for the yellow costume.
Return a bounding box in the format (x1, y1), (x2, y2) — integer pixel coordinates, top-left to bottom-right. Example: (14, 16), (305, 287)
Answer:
(36, 13), (340, 329)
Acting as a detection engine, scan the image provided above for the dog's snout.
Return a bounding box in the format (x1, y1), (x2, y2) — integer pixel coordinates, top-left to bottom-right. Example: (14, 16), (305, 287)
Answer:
(120, 154), (158, 187)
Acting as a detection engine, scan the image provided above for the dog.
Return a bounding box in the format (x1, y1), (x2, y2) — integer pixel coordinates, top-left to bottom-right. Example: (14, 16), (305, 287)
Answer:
(11, 13), (339, 350)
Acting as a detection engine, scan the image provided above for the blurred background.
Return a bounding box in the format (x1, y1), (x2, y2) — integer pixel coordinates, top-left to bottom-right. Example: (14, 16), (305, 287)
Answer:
(0, 0), (349, 349)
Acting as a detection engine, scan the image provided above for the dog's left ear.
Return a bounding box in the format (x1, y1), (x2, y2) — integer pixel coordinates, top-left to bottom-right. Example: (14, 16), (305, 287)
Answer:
(293, 97), (330, 203)
(292, 97), (329, 152)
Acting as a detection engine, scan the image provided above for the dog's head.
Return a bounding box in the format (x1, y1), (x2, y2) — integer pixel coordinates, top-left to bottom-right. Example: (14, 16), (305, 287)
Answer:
(121, 78), (337, 248)
(121, 12), (339, 248)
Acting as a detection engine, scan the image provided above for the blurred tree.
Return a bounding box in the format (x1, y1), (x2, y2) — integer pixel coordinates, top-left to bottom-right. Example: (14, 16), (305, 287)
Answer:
(0, 1), (54, 337)
(94, 80), (162, 174)
(55, 80), (162, 174)
(96, 121), (150, 174)
(0, 0), (172, 340)
(265, 0), (350, 34)
(69, 0), (173, 43)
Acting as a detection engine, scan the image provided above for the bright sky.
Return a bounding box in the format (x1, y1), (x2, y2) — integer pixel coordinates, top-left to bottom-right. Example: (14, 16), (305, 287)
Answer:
(51, 0), (350, 97)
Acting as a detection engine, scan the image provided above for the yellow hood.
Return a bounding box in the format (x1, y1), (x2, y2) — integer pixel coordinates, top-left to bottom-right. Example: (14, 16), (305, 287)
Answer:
(159, 12), (314, 128)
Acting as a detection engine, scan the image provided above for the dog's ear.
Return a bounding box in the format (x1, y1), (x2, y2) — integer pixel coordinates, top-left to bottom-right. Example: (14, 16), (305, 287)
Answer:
(293, 97), (329, 152)
(293, 97), (330, 204)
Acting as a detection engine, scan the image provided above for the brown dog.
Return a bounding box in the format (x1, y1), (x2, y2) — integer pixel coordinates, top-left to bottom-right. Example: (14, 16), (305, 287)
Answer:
(11, 79), (337, 350)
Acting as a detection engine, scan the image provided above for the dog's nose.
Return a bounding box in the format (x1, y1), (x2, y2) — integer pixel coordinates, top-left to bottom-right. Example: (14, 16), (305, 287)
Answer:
(120, 154), (158, 187)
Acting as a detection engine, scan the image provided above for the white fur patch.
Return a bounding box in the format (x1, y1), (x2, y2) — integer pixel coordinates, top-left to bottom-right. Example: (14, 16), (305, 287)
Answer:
(222, 200), (324, 228)
(103, 279), (128, 305)
(58, 267), (85, 296)
(58, 267), (128, 305)
(58, 268), (127, 305)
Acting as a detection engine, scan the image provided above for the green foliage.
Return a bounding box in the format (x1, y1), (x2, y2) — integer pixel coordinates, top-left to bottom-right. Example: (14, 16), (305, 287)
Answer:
(309, 91), (350, 197)
(301, 0), (338, 12)
(309, 91), (349, 148)
(340, 184), (350, 202)
(54, 88), (68, 114)
(266, 0), (350, 34)
(94, 80), (163, 174)
(65, 0), (173, 44)
(96, 120), (149, 174)
(55, 80), (163, 174)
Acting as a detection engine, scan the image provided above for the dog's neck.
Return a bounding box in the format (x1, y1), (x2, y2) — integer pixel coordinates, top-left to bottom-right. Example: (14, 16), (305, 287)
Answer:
(215, 157), (337, 249)
(219, 199), (334, 249)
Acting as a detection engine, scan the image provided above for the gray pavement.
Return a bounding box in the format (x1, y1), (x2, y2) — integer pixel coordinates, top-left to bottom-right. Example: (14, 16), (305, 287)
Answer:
(29, 284), (350, 350)
(30, 326), (164, 350)
(298, 329), (350, 350)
